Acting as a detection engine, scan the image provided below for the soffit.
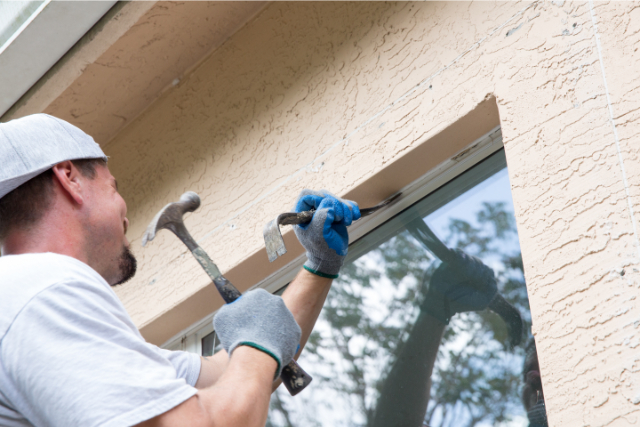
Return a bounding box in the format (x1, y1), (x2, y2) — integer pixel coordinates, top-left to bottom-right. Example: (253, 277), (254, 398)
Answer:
(1, 1), (268, 146)
(0, 1), (118, 118)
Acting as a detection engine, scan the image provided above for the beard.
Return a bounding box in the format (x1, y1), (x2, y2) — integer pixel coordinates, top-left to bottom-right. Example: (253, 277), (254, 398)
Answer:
(112, 245), (137, 286)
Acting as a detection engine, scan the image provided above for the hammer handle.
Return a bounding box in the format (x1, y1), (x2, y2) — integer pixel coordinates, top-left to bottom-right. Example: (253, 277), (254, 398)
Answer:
(173, 225), (312, 395)
(191, 247), (242, 303)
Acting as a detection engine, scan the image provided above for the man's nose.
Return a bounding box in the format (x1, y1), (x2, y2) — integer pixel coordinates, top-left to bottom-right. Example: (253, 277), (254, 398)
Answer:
(124, 217), (130, 234)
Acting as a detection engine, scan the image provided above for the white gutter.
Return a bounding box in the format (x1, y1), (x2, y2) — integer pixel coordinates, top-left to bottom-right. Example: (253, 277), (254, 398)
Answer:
(0, 0), (117, 118)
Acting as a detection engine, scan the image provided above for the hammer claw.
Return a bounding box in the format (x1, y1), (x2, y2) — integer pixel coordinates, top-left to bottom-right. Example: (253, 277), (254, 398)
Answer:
(264, 219), (288, 263)
(142, 191), (201, 247)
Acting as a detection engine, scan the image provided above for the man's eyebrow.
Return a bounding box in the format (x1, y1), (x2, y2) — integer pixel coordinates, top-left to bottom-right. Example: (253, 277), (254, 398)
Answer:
(113, 179), (118, 191)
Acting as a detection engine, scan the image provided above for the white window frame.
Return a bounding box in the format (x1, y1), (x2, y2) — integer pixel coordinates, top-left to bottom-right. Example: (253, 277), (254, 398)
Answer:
(162, 125), (504, 353)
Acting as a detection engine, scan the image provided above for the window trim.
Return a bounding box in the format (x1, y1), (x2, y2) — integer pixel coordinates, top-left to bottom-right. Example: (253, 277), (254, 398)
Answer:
(162, 125), (503, 351)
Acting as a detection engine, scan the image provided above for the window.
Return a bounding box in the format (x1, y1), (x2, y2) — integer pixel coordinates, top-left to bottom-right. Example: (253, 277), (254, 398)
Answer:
(267, 149), (545, 427)
(166, 133), (547, 426)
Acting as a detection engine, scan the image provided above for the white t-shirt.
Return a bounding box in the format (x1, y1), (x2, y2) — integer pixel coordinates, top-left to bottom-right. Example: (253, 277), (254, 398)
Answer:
(0, 253), (201, 427)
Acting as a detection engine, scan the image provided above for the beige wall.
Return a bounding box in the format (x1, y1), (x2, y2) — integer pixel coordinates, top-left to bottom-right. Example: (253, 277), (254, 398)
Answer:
(100, 2), (639, 424)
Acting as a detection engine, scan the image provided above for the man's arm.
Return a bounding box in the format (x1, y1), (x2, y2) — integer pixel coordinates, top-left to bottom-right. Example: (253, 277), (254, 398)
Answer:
(370, 313), (445, 427)
(197, 189), (358, 390)
(370, 249), (498, 427)
(195, 269), (332, 389)
(141, 288), (300, 427)
(138, 346), (277, 427)
(280, 269), (332, 352)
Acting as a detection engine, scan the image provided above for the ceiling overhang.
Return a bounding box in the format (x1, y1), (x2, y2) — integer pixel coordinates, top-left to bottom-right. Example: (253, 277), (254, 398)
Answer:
(1, 1), (268, 147)
(0, 1), (118, 118)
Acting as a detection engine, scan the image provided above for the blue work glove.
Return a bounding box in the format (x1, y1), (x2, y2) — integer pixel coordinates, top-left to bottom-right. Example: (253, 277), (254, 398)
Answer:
(213, 289), (301, 379)
(293, 189), (361, 278)
(421, 249), (497, 325)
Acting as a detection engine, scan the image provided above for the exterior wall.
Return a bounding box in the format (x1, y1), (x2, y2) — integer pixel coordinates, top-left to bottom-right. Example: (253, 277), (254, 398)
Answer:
(100, 2), (639, 424)
(499, 2), (640, 425)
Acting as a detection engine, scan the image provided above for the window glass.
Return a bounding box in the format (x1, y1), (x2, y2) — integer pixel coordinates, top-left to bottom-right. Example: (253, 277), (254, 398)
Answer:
(201, 331), (216, 358)
(267, 149), (547, 427)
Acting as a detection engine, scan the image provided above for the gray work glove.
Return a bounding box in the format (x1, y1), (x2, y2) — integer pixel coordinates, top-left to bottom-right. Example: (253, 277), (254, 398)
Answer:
(421, 249), (497, 325)
(213, 289), (301, 378)
(293, 189), (361, 278)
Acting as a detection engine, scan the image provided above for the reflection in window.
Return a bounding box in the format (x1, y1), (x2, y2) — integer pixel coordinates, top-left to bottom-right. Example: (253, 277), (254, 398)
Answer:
(267, 150), (547, 427)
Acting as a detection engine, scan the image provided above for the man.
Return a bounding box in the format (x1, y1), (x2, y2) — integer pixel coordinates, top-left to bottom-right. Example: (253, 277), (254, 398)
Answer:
(0, 114), (360, 426)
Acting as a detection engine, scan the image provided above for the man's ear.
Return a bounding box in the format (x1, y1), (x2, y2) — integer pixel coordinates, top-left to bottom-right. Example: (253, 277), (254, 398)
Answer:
(51, 161), (85, 205)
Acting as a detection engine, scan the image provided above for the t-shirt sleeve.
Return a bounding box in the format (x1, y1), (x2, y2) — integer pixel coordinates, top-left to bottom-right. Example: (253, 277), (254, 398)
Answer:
(0, 280), (197, 427)
(152, 347), (202, 387)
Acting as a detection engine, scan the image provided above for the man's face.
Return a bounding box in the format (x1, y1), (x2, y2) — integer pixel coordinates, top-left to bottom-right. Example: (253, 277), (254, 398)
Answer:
(82, 164), (136, 286)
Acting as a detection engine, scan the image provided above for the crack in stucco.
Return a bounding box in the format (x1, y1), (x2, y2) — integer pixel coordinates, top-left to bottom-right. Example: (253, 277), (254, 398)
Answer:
(589, 0), (640, 261)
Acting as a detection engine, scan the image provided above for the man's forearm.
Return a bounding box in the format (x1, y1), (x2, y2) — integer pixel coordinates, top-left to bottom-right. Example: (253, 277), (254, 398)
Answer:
(280, 268), (332, 350)
(139, 346), (277, 427)
(196, 268), (332, 390)
(197, 346), (277, 426)
(196, 351), (228, 389)
(271, 268), (332, 391)
(370, 312), (445, 427)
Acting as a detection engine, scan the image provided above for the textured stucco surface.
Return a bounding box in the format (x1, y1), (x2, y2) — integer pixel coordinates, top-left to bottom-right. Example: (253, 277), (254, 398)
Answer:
(96, 2), (639, 424)
(497, 2), (640, 425)
(1, 2), (155, 121)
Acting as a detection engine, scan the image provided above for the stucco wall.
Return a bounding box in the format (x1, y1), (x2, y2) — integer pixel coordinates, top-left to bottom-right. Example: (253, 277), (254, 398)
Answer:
(498, 2), (640, 425)
(104, 2), (639, 424)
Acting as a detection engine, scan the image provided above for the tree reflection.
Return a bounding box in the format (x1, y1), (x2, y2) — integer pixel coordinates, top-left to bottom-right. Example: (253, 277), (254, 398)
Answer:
(268, 201), (532, 427)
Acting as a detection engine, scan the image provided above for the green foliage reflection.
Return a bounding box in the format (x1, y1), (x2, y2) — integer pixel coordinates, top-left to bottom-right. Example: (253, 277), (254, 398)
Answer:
(268, 200), (531, 427)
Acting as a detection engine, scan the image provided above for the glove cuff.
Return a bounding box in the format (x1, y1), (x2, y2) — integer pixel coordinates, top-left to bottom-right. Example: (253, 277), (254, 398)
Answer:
(304, 251), (344, 277)
(230, 341), (282, 379)
(303, 264), (339, 279)
(421, 294), (451, 325)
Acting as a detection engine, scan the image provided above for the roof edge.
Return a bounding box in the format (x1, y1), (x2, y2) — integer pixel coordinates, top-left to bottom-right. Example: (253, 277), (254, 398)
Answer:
(1, 1), (156, 122)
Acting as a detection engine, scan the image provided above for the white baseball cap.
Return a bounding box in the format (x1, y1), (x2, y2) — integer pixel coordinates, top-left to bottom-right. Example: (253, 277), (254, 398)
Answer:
(0, 114), (107, 200)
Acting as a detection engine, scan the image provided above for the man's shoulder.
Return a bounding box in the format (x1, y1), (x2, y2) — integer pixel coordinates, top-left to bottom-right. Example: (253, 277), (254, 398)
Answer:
(0, 253), (108, 339)
(0, 252), (104, 289)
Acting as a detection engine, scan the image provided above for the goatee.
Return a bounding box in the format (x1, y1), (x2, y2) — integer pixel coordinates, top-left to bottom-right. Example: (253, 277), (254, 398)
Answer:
(112, 246), (137, 286)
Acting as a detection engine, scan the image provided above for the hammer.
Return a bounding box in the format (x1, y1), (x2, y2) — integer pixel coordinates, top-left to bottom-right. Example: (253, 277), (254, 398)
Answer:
(142, 191), (312, 396)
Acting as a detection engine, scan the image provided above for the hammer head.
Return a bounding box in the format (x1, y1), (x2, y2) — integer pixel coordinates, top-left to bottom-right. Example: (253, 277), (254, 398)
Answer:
(142, 191), (201, 247)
